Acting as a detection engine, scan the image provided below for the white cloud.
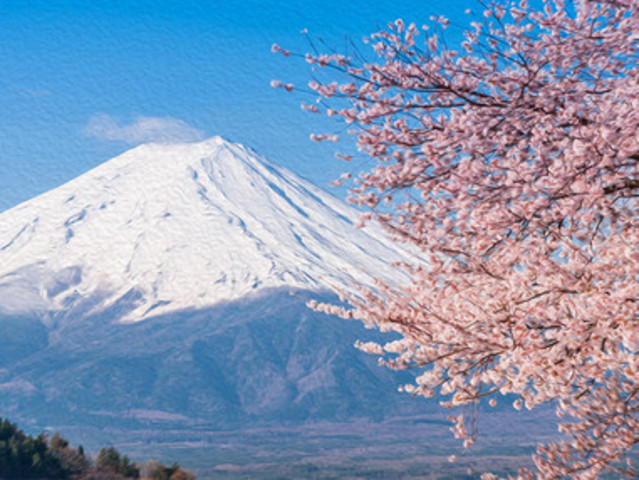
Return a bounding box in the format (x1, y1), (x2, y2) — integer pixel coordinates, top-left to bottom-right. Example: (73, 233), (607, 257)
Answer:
(84, 114), (205, 145)
(20, 88), (52, 98)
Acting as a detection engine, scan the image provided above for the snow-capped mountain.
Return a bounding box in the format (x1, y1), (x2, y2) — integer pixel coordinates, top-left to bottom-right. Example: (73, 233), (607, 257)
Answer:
(0, 137), (430, 442)
(0, 137), (413, 322)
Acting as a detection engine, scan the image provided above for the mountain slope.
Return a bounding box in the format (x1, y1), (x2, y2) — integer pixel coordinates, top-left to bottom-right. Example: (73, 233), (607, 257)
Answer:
(0, 289), (427, 430)
(0, 137), (414, 322)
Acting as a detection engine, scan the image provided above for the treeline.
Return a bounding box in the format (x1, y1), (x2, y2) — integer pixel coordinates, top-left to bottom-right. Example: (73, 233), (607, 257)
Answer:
(0, 418), (195, 479)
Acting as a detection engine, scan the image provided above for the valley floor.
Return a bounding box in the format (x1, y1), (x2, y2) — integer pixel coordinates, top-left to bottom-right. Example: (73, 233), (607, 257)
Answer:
(84, 412), (558, 479)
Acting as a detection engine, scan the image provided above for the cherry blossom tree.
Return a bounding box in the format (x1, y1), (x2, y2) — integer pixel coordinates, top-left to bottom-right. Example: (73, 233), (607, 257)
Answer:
(274, 0), (639, 477)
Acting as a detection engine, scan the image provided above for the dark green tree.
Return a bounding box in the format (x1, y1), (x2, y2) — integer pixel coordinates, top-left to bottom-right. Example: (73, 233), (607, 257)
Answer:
(96, 447), (139, 478)
(0, 418), (65, 479)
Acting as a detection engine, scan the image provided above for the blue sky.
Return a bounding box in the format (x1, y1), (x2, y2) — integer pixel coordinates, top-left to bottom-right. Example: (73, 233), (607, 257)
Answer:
(0, 0), (469, 212)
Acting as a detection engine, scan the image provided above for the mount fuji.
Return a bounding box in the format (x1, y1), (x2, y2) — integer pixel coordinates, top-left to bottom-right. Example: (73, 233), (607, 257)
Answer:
(0, 138), (444, 458)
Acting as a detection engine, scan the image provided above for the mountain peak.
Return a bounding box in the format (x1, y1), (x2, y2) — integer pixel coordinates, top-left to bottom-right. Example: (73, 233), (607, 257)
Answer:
(0, 139), (416, 322)
(92, 135), (256, 177)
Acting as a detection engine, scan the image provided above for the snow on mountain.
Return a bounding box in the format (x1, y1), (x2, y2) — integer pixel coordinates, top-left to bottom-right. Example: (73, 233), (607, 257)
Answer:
(0, 137), (415, 322)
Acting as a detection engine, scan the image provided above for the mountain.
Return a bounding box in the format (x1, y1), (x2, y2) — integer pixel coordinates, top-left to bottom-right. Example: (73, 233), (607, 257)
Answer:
(0, 138), (430, 437)
(0, 136), (414, 323)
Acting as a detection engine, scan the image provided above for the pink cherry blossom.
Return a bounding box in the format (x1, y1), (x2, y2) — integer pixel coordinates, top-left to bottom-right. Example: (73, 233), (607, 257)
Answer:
(278, 0), (639, 477)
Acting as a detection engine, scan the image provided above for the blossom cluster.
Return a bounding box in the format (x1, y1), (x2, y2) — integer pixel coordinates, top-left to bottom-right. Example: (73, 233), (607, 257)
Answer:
(278, 0), (639, 477)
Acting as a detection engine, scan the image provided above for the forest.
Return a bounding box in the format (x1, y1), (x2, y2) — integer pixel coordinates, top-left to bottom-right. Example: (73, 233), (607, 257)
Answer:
(0, 417), (195, 480)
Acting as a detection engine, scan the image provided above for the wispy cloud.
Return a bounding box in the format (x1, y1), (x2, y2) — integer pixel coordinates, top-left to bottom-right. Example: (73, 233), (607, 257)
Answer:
(84, 114), (205, 145)
(19, 88), (52, 98)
